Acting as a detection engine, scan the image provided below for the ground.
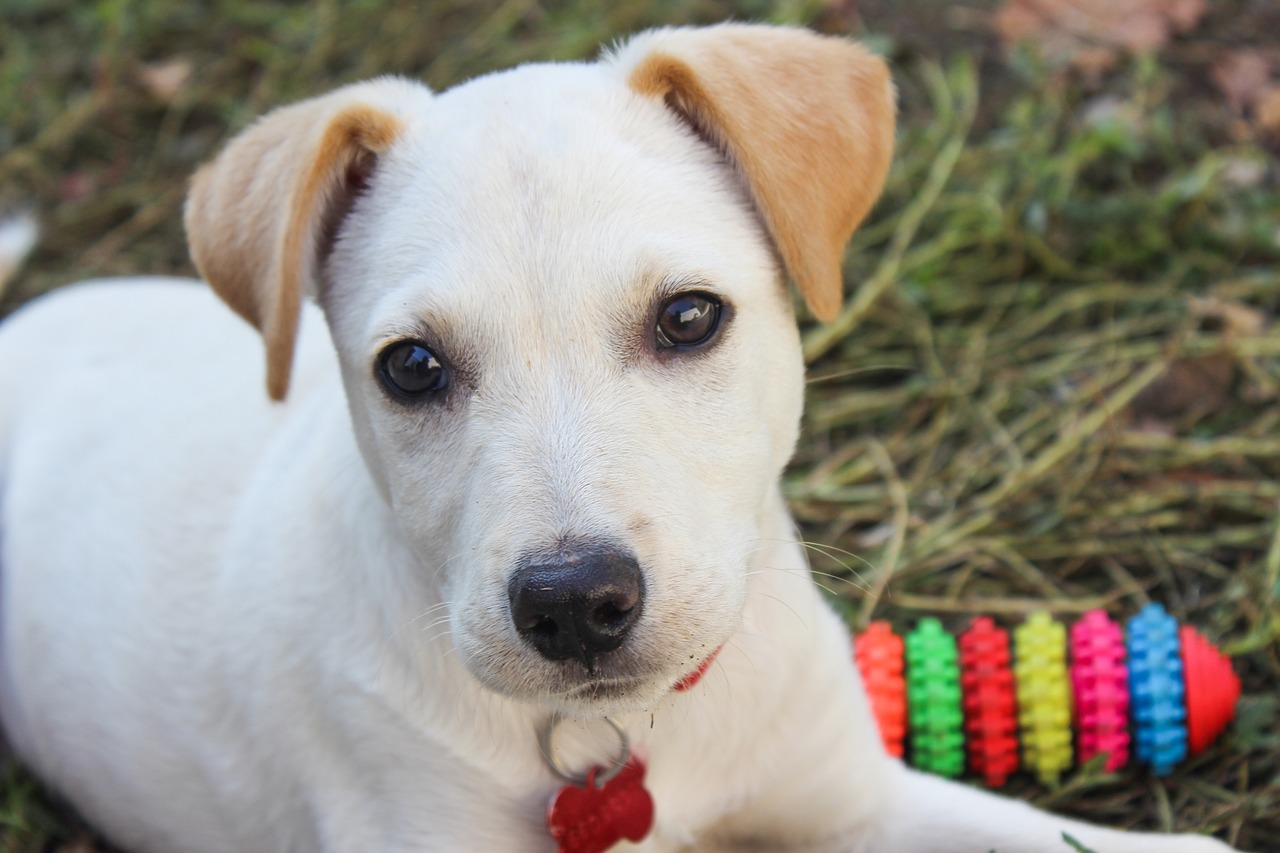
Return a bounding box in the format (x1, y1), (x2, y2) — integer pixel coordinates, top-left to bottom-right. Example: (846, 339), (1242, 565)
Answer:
(0, 1), (1277, 851)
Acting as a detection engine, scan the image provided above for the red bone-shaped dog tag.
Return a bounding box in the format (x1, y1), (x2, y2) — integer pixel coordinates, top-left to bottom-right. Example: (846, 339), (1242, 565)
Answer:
(547, 757), (654, 853)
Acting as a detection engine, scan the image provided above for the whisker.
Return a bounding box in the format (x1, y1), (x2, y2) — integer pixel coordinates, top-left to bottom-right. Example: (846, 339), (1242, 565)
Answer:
(740, 585), (808, 627)
(743, 555), (873, 595)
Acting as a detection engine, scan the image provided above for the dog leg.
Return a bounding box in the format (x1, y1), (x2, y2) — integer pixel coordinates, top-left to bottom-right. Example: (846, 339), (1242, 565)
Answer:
(871, 761), (1235, 853)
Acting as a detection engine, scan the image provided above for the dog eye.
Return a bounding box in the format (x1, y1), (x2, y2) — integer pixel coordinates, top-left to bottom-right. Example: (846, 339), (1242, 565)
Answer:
(655, 292), (722, 349)
(378, 340), (448, 398)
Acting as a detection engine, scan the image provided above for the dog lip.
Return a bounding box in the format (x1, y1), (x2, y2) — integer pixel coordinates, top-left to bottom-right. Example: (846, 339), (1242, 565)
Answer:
(566, 675), (648, 693)
(560, 674), (653, 701)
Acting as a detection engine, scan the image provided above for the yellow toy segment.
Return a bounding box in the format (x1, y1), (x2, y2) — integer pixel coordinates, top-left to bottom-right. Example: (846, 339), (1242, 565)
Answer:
(1014, 612), (1073, 785)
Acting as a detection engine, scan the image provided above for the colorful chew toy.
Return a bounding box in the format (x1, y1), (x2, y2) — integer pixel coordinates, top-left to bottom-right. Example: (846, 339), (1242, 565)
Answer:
(853, 604), (1240, 787)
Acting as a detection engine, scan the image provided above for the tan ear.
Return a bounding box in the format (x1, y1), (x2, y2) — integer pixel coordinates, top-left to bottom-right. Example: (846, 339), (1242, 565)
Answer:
(185, 79), (429, 400)
(612, 25), (896, 322)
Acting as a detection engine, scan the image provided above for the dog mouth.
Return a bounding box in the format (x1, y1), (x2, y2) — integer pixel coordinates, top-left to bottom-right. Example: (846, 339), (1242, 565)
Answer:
(515, 670), (668, 716)
(562, 675), (652, 701)
(527, 652), (708, 710)
(546, 645), (722, 706)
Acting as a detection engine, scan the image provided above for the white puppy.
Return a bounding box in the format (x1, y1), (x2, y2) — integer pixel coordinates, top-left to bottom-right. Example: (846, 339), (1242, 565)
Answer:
(0, 24), (1236, 853)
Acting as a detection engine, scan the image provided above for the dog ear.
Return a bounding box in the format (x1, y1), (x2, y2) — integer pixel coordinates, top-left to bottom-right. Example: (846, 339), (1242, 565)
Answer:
(613, 25), (896, 322)
(185, 79), (427, 400)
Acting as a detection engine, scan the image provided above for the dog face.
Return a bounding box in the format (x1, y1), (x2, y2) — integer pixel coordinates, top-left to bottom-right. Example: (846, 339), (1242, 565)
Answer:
(184, 25), (894, 715)
(324, 65), (807, 712)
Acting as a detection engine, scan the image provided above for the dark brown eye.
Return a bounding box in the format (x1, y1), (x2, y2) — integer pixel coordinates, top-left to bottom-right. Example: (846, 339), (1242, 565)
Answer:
(655, 292), (722, 349)
(378, 340), (448, 399)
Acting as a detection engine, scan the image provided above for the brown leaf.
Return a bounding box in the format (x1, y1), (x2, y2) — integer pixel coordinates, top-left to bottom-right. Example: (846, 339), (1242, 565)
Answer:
(1220, 156), (1267, 188)
(1131, 296), (1272, 426)
(1081, 95), (1144, 133)
(1163, 0), (1206, 31)
(58, 172), (97, 203)
(813, 0), (864, 35)
(1210, 50), (1272, 115)
(993, 0), (1207, 74)
(1189, 295), (1267, 338)
(136, 59), (192, 103)
(1130, 352), (1235, 424)
(1255, 85), (1280, 139)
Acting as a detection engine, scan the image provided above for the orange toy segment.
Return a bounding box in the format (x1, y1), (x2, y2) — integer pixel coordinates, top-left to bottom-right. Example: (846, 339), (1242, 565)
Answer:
(1180, 625), (1241, 756)
(854, 621), (907, 758)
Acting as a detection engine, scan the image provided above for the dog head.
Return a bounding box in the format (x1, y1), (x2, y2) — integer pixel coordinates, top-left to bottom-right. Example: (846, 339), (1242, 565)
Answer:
(185, 24), (894, 715)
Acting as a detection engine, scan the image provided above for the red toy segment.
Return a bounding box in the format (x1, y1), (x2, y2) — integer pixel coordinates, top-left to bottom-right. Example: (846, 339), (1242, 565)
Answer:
(958, 617), (1019, 787)
(1180, 625), (1241, 756)
(1070, 610), (1130, 772)
(854, 621), (907, 757)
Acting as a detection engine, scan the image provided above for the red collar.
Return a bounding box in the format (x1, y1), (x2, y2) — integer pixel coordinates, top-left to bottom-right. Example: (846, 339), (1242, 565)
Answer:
(672, 644), (722, 692)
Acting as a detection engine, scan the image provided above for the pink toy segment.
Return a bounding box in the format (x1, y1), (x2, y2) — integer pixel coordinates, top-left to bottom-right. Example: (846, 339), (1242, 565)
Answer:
(1070, 610), (1130, 771)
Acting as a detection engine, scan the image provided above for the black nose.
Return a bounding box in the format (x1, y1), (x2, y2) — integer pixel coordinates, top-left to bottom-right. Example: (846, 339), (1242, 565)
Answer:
(508, 545), (644, 671)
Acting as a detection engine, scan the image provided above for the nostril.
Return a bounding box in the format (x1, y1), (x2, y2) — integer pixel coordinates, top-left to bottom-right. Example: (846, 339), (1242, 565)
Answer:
(518, 612), (549, 631)
(526, 616), (560, 639)
(593, 600), (631, 629)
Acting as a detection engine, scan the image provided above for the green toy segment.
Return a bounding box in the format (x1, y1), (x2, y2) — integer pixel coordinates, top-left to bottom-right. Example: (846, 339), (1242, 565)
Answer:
(905, 618), (965, 778)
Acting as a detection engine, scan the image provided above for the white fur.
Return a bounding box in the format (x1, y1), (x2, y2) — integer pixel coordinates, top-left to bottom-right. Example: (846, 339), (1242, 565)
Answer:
(0, 37), (1235, 853)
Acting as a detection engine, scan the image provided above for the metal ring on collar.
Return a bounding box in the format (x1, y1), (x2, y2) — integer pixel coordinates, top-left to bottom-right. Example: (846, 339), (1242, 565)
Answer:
(538, 714), (630, 788)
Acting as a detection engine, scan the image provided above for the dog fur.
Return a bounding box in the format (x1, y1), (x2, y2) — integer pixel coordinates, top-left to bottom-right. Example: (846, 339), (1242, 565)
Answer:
(0, 24), (1236, 853)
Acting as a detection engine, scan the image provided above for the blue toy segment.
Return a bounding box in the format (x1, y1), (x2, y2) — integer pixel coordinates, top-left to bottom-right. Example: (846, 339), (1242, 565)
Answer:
(1126, 604), (1188, 776)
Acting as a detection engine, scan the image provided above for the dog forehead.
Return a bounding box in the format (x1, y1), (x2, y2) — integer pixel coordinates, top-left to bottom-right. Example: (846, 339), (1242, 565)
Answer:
(425, 61), (698, 167)
(390, 62), (750, 248)
(342, 62), (775, 341)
